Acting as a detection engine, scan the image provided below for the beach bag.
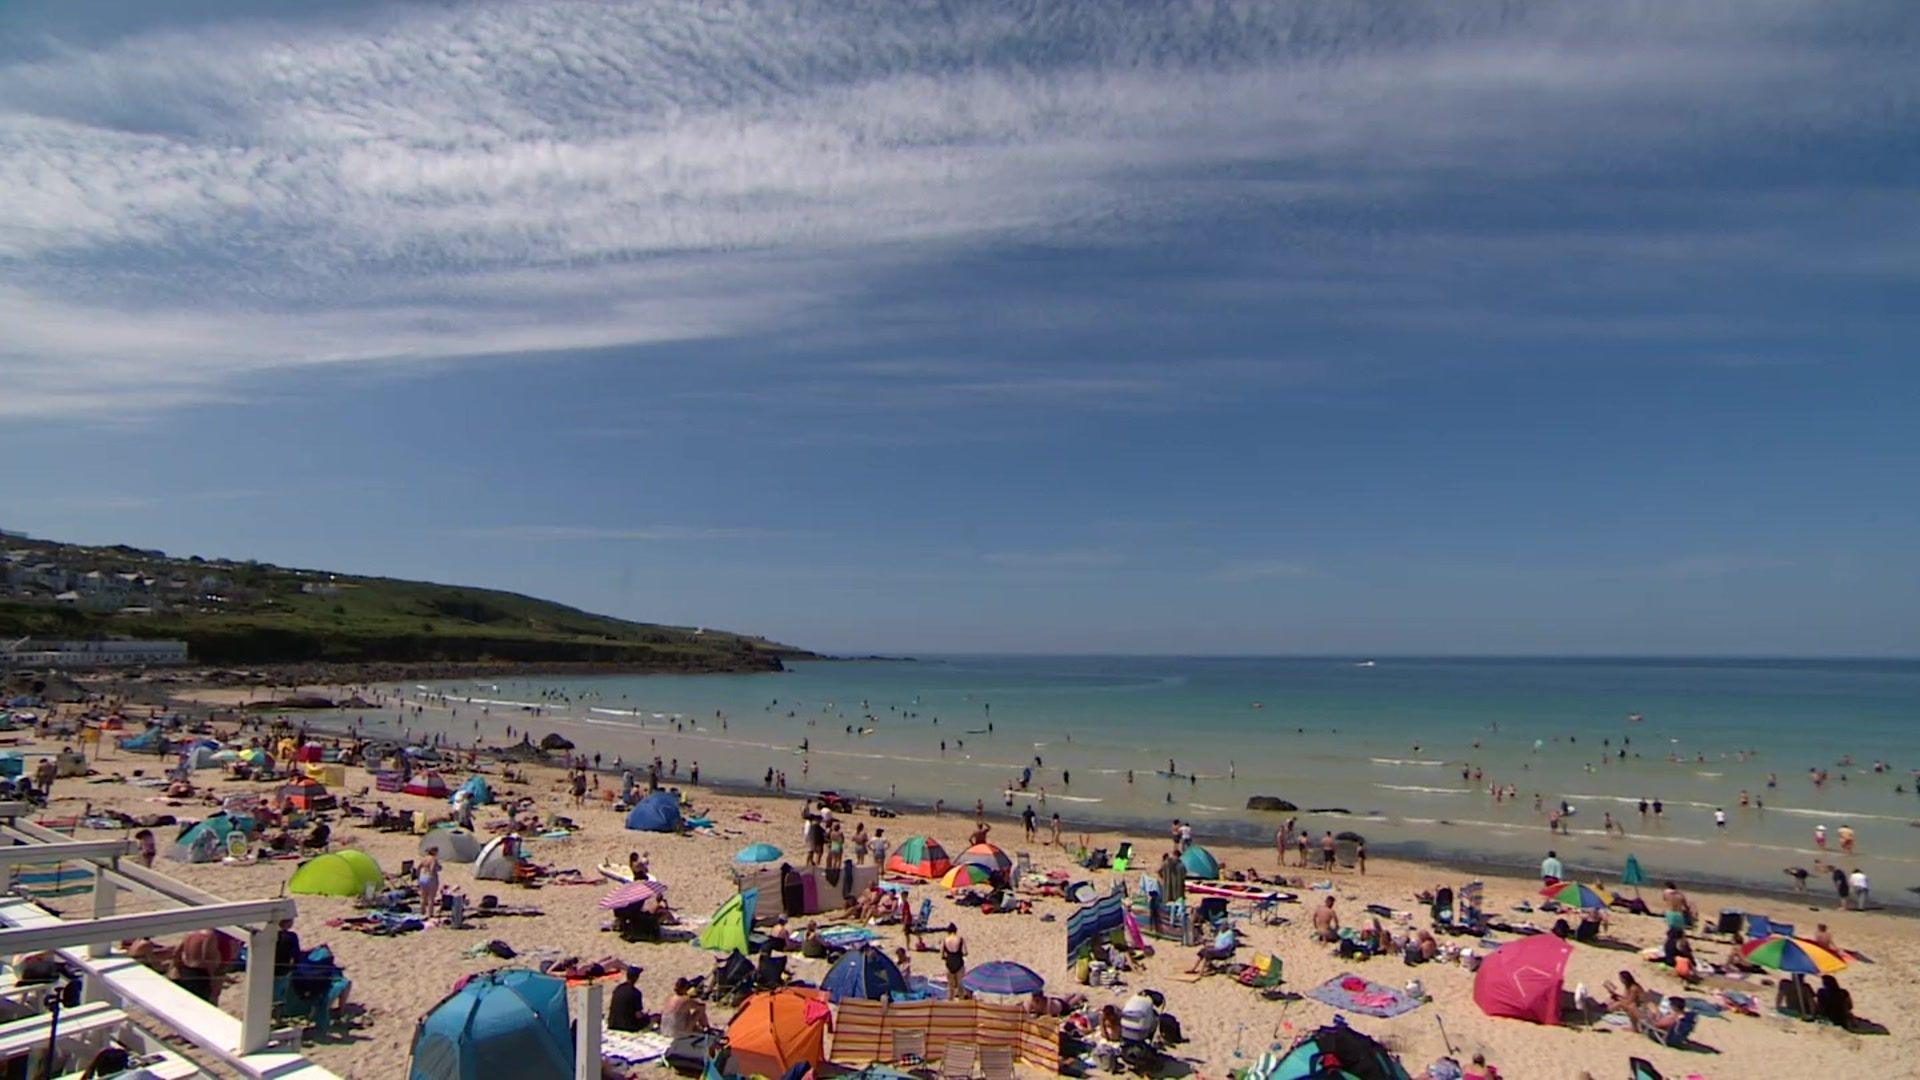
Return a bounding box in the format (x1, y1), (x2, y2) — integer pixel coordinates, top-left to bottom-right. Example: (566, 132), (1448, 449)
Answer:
(1157, 1014), (1183, 1044)
(665, 1033), (718, 1076)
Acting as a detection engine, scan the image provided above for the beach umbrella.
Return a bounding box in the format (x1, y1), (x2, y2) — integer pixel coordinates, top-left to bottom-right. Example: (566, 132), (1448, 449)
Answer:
(598, 880), (667, 910)
(736, 843), (784, 864)
(1621, 854), (1647, 896)
(960, 960), (1045, 997)
(1739, 935), (1848, 975)
(1539, 882), (1608, 910)
(939, 864), (993, 890)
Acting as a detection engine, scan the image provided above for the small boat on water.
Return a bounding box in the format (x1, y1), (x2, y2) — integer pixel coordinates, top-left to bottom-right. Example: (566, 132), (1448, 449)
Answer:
(1355, 660), (1377, 668)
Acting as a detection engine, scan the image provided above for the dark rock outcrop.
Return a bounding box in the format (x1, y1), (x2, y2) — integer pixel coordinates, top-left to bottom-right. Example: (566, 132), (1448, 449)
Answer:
(1245, 795), (1298, 812)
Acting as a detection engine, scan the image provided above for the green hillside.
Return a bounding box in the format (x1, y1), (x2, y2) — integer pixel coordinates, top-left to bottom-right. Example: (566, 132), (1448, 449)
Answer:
(0, 534), (810, 670)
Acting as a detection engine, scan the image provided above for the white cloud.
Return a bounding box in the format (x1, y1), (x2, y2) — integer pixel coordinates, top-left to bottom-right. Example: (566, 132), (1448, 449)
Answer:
(0, 0), (1911, 418)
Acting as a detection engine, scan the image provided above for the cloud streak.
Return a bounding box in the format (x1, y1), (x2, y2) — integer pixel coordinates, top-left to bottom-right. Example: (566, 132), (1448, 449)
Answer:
(464, 525), (798, 542)
(1, 1), (1913, 418)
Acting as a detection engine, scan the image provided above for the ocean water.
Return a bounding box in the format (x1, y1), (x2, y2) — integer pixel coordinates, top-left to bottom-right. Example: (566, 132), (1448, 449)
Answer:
(371, 656), (1920, 903)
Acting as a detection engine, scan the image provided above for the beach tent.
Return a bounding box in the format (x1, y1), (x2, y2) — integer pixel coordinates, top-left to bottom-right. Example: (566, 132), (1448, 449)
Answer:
(405, 771), (452, 798)
(409, 968), (573, 1080)
(116, 729), (166, 753)
(180, 744), (220, 770)
(1473, 933), (1572, 1026)
(474, 836), (525, 882)
(453, 776), (494, 806)
(289, 850), (386, 897)
(167, 813), (250, 864)
(276, 778), (334, 812)
(725, 988), (829, 1077)
(1249, 1022), (1412, 1080)
(1180, 845), (1221, 880)
(954, 843), (1013, 876)
(699, 889), (758, 955)
(884, 836), (951, 879)
(822, 945), (910, 1002)
(735, 843), (783, 864)
(420, 827), (482, 864)
(625, 791), (682, 833)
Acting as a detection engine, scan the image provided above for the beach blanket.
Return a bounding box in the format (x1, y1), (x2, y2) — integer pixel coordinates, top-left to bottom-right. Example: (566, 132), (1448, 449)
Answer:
(1306, 973), (1424, 1018)
(817, 925), (877, 949)
(602, 1031), (672, 1067)
(1184, 881), (1292, 904)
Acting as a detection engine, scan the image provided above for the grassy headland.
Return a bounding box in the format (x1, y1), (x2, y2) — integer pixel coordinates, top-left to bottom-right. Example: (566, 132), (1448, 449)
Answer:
(0, 534), (810, 672)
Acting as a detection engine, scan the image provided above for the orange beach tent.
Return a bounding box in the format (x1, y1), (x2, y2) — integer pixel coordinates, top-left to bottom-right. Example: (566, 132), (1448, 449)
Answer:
(726, 987), (830, 1077)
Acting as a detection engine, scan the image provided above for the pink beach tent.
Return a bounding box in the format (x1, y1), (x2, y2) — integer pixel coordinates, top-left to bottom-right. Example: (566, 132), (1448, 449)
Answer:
(1472, 933), (1572, 1026)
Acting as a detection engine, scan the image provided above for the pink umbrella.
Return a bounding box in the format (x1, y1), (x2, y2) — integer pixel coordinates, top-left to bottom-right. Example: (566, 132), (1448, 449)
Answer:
(599, 879), (667, 910)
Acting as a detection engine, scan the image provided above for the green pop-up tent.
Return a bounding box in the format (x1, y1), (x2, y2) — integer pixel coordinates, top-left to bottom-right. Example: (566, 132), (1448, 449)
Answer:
(289, 850), (385, 897)
(699, 888), (758, 955)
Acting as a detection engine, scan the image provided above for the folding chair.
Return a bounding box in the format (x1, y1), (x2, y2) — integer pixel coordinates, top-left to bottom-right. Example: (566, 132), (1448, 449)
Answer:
(891, 1030), (927, 1066)
(1235, 953), (1284, 991)
(1646, 1011), (1697, 1049)
(939, 1041), (978, 1080)
(978, 1044), (1015, 1080)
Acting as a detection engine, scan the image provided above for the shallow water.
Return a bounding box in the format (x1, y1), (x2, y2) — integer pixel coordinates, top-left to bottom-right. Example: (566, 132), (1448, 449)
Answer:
(356, 655), (1920, 903)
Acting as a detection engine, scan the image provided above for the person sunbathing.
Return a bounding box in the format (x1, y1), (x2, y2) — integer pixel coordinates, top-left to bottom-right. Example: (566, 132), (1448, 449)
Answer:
(1604, 971), (1647, 1012)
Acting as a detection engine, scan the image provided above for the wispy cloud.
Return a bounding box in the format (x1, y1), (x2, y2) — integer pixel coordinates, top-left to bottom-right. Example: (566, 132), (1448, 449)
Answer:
(1211, 559), (1317, 582)
(979, 548), (1124, 569)
(464, 525), (798, 542)
(0, 1), (1911, 418)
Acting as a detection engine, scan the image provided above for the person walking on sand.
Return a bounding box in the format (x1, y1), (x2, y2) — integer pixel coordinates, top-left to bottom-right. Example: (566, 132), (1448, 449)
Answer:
(1050, 812), (1063, 846)
(941, 927), (969, 998)
(1023, 804), (1037, 841)
(1848, 867), (1870, 910)
(1320, 831), (1336, 870)
(417, 850), (442, 919)
(1275, 822), (1289, 867)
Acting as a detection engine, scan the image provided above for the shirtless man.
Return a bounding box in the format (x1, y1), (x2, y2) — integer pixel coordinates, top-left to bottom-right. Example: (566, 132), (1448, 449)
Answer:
(1311, 896), (1341, 942)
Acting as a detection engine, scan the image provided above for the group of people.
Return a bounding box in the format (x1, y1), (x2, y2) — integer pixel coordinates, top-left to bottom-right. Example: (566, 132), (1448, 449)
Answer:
(800, 801), (888, 869)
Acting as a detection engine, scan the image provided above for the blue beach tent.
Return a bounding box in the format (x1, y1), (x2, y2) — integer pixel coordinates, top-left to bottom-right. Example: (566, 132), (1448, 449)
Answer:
(625, 791), (682, 833)
(409, 968), (573, 1080)
(453, 776), (494, 806)
(821, 945), (910, 1002)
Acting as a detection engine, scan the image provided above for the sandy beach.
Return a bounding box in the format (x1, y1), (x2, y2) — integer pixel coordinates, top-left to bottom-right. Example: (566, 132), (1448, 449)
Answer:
(14, 696), (1917, 1080)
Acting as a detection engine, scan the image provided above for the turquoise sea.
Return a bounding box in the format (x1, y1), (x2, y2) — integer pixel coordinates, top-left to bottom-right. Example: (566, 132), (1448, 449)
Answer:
(371, 656), (1920, 904)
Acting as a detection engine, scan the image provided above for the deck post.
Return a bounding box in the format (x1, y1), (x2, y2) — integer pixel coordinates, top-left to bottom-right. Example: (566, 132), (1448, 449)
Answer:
(240, 922), (278, 1054)
(575, 981), (603, 1080)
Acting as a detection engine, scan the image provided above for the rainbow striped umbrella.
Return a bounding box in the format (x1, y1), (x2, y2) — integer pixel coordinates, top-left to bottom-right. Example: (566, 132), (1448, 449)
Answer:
(939, 864), (993, 889)
(1739, 935), (1848, 975)
(1539, 881), (1608, 910)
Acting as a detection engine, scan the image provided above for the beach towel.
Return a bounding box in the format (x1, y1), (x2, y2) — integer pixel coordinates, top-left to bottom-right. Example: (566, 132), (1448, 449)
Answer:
(1305, 972), (1424, 1018)
(817, 925), (878, 949)
(603, 1030), (673, 1066)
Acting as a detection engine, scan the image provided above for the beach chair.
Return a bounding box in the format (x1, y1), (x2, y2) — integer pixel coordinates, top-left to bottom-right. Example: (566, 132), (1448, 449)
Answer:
(911, 898), (934, 934)
(978, 1044), (1015, 1080)
(939, 1041), (978, 1080)
(1235, 953), (1284, 992)
(1743, 914), (1774, 939)
(1628, 1058), (1666, 1080)
(1646, 1011), (1697, 1049)
(754, 952), (788, 990)
(890, 1030), (927, 1066)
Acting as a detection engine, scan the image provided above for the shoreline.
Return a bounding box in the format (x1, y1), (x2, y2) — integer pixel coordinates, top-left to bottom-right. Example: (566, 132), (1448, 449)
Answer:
(236, 702), (1912, 919)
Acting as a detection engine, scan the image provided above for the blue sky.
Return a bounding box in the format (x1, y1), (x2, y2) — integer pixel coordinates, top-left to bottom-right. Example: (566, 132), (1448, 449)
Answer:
(3, 1), (1917, 656)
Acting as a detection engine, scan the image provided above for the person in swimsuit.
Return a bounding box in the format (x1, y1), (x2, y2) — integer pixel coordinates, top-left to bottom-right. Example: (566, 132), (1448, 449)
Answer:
(941, 928), (969, 997)
(417, 851), (442, 918)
